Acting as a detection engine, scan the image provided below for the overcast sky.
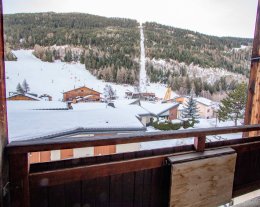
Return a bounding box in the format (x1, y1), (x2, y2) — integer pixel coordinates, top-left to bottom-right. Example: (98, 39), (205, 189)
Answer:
(3, 0), (258, 38)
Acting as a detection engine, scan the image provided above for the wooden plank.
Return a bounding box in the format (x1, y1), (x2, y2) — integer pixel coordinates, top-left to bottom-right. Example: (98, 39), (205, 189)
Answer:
(193, 135), (206, 152)
(64, 181), (81, 207)
(167, 147), (235, 164)
(6, 125), (260, 154)
(81, 178), (96, 207)
(29, 154), (166, 187)
(95, 156), (110, 207)
(48, 184), (65, 207)
(81, 156), (97, 207)
(122, 153), (135, 207)
(244, 0), (260, 136)
(133, 170), (144, 207)
(169, 153), (237, 207)
(94, 145), (116, 156)
(0, 0), (8, 206)
(30, 186), (48, 207)
(141, 151), (153, 207)
(60, 149), (73, 160)
(9, 153), (30, 207)
(109, 154), (124, 207)
(29, 152), (40, 164)
(40, 151), (51, 162)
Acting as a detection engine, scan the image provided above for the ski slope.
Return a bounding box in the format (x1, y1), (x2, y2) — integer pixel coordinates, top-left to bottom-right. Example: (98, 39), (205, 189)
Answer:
(139, 22), (147, 92)
(5, 50), (173, 100)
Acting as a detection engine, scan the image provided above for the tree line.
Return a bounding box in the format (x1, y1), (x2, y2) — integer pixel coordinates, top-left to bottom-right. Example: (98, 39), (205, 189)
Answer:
(144, 22), (252, 77)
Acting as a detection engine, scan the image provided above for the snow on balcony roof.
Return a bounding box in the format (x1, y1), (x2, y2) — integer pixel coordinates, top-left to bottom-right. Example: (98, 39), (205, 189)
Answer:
(7, 105), (146, 141)
(140, 101), (179, 116)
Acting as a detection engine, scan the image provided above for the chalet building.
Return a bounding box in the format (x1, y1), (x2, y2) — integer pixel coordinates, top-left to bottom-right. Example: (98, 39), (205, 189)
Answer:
(63, 86), (101, 102)
(195, 97), (215, 119)
(141, 102), (179, 121)
(176, 97), (215, 119)
(7, 93), (41, 101)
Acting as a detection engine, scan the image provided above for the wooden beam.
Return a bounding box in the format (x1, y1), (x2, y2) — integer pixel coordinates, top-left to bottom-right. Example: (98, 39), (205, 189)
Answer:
(194, 135), (206, 152)
(0, 0), (9, 206)
(244, 0), (260, 136)
(29, 154), (167, 188)
(9, 153), (30, 207)
(6, 124), (260, 154)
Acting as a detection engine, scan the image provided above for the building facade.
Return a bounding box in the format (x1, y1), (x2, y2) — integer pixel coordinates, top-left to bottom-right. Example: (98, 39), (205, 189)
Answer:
(63, 86), (101, 102)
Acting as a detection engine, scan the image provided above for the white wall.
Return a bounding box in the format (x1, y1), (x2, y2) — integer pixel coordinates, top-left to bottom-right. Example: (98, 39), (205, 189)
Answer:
(51, 150), (61, 161)
(116, 143), (141, 153)
(73, 147), (94, 158)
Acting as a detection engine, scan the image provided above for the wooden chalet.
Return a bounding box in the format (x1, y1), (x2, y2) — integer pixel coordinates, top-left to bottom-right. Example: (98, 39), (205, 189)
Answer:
(63, 86), (101, 102)
(7, 93), (41, 101)
(1, 1), (260, 207)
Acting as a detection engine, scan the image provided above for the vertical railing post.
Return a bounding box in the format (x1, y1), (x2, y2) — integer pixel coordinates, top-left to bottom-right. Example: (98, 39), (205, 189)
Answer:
(194, 135), (206, 152)
(244, 0), (260, 137)
(9, 153), (30, 207)
(0, 0), (9, 206)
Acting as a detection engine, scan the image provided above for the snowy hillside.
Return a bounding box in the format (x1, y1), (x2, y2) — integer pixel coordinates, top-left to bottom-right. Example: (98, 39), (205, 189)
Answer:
(5, 50), (175, 100)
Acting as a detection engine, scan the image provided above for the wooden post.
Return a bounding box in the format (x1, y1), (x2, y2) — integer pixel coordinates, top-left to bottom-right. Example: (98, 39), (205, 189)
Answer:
(244, 0), (260, 137)
(194, 136), (206, 152)
(9, 154), (30, 207)
(0, 0), (9, 206)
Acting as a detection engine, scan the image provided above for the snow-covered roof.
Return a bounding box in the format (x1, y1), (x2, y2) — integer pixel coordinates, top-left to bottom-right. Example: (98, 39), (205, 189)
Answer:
(7, 104), (146, 141)
(8, 93), (42, 101)
(7, 101), (68, 111)
(195, 97), (212, 106)
(140, 101), (179, 116)
(113, 99), (140, 107)
(63, 86), (101, 94)
(72, 102), (150, 116)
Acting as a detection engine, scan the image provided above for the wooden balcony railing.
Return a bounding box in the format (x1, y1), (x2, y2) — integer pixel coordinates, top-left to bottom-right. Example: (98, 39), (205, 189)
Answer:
(5, 124), (260, 207)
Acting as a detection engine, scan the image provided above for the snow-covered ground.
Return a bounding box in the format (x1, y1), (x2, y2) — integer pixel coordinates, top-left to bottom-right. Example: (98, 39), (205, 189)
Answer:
(5, 50), (242, 148)
(5, 50), (171, 101)
(139, 22), (147, 92)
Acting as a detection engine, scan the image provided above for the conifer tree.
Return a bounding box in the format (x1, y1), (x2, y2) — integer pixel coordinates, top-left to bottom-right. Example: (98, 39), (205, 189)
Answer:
(182, 95), (200, 121)
(22, 79), (30, 93)
(16, 83), (25, 94)
(218, 83), (247, 126)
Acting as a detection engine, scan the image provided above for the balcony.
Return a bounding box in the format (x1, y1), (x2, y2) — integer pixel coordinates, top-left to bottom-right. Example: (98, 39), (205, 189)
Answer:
(5, 125), (260, 207)
(2, 1), (260, 207)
